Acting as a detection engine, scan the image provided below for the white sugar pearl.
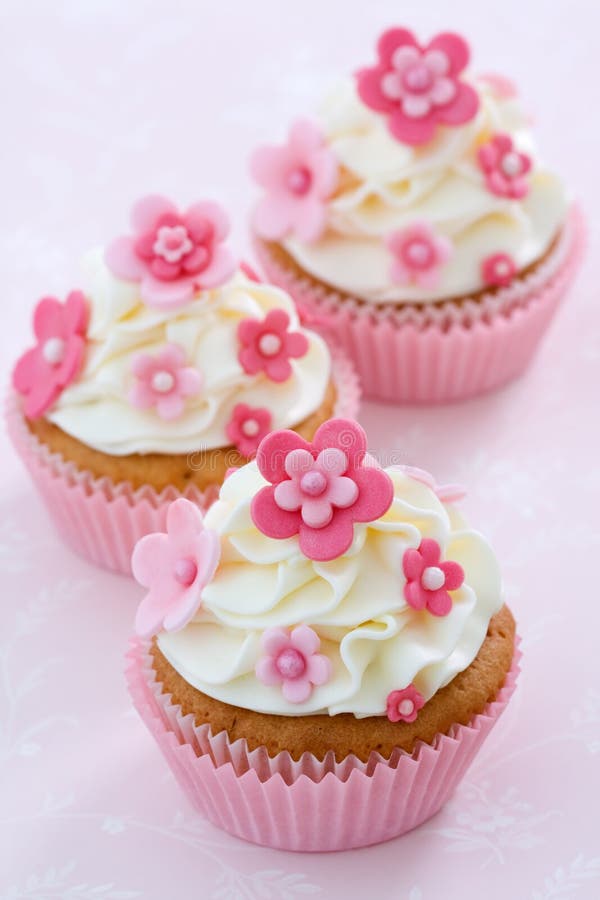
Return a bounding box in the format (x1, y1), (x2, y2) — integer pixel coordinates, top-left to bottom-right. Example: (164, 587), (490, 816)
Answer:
(151, 370), (175, 393)
(421, 566), (445, 591)
(42, 337), (66, 365)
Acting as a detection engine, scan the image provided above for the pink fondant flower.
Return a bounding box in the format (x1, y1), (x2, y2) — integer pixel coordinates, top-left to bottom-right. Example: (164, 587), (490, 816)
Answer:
(478, 72), (517, 100)
(226, 403), (272, 458)
(477, 134), (531, 199)
(131, 498), (221, 639)
(403, 538), (465, 617)
(250, 119), (338, 242)
(129, 344), (202, 421)
(255, 625), (331, 703)
(13, 291), (88, 419)
(251, 418), (394, 562)
(386, 221), (452, 289)
(105, 195), (236, 310)
(356, 28), (479, 146)
(481, 252), (517, 288)
(386, 685), (425, 723)
(238, 309), (309, 382)
(397, 465), (467, 504)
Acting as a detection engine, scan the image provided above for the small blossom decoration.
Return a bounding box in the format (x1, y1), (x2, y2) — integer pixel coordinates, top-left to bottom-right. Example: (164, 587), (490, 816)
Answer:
(403, 538), (465, 617)
(398, 465), (467, 504)
(238, 309), (309, 382)
(105, 195), (236, 310)
(251, 418), (394, 562)
(356, 28), (479, 146)
(386, 685), (425, 723)
(477, 134), (531, 199)
(386, 221), (452, 289)
(131, 498), (221, 638)
(129, 344), (202, 421)
(250, 119), (338, 242)
(481, 252), (517, 288)
(226, 403), (272, 458)
(13, 291), (88, 419)
(256, 625), (332, 703)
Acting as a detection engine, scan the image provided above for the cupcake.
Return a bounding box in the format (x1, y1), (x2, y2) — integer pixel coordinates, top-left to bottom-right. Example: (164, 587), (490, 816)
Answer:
(126, 417), (519, 851)
(250, 26), (584, 402)
(7, 196), (358, 574)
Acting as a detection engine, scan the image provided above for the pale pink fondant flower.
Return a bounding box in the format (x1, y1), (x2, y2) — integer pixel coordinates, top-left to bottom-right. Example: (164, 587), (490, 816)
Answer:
(255, 625), (332, 703)
(386, 685), (425, 723)
(226, 403), (272, 458)
(477, 134), (531, 199)
(250, 119), (338, 242)
(131, 498), (221, 639)
(397, 465), (467, 504)
(386, 221), (452, 289)
(356, 28), (479, 146)
(105, 195), (236, 310)
(481, 252), (517, 288)
(13, 291), (88, 419)
(129, 344), (202, 421)
(251, 418), (394, 562)
(238, 309), (309, 382)
(478, 72), (518, 100)
(403, 538), (465, 617)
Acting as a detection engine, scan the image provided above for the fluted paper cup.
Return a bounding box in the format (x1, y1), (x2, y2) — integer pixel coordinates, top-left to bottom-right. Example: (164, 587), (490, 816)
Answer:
(255, 206), (585, 403)
(126, 638), (520, 852)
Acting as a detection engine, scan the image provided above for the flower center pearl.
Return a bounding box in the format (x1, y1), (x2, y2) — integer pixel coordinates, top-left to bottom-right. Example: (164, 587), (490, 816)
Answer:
(275, 648), (306, 679)
(405, 240), (433, 269)
(403, 63), (434, 94)
(151, 370), (175, 393)
(287, 166), (312, 195)
(398, 699), (415, 717)
(501, 152), (522, 178)
(42, 337), (66, 366)
(300, 470), (327, 497)
(258, 333), (282, 357)
(154, 225), (193, 263)
(421, 566), (446, 591)
(173, 557), (198, 586)
(495, 260), (511, 277)
(241, 418), (260, 437)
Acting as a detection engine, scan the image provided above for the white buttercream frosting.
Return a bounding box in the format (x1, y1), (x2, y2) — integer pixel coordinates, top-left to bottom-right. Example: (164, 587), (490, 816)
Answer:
(47, 251), (331, 455)
(158, 465), (503, 718)
(280, 77), (567, 303)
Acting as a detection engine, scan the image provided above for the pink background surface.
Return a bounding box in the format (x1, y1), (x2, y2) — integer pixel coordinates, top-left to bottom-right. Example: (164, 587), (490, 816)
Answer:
(1, 1), (599, 897)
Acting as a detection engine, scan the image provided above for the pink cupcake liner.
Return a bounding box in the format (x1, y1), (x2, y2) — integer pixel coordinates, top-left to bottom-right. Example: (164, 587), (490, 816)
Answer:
(126, 637), (521, 852)
(255, 206), (585, 403)
(5, 345), (360, 576)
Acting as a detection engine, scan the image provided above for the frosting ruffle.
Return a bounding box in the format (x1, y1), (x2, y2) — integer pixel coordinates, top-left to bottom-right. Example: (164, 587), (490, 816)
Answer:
(46, 252), (331, 455)
(158, 465), (503, 717)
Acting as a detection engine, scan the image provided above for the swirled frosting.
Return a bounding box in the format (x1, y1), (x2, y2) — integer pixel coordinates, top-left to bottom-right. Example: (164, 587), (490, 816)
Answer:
(157, 464), (502, 717)
(281, 77), (567, 303)
(47, 251), (331, 455)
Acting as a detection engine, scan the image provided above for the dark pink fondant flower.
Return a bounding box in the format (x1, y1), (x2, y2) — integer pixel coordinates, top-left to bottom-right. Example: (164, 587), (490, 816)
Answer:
(132, 498), (221, 638)
(250, 119), (338, 242)
(13, 291), (88, 419)
(238, 309), (309, 382)
(251, 418), (394, 562)
(477, 134), (531, 199)
(129, 343), (202, 421)
(105, 195), (236, 310)
(481, 252), (517, 287)
(386, 221), (452, 289)
(356, 28), (479, 146)
(226, 403), (272, 458)
(255, 625), (331, 703)
(386, 685), (425, 723)
(403, 538), (465, 617)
